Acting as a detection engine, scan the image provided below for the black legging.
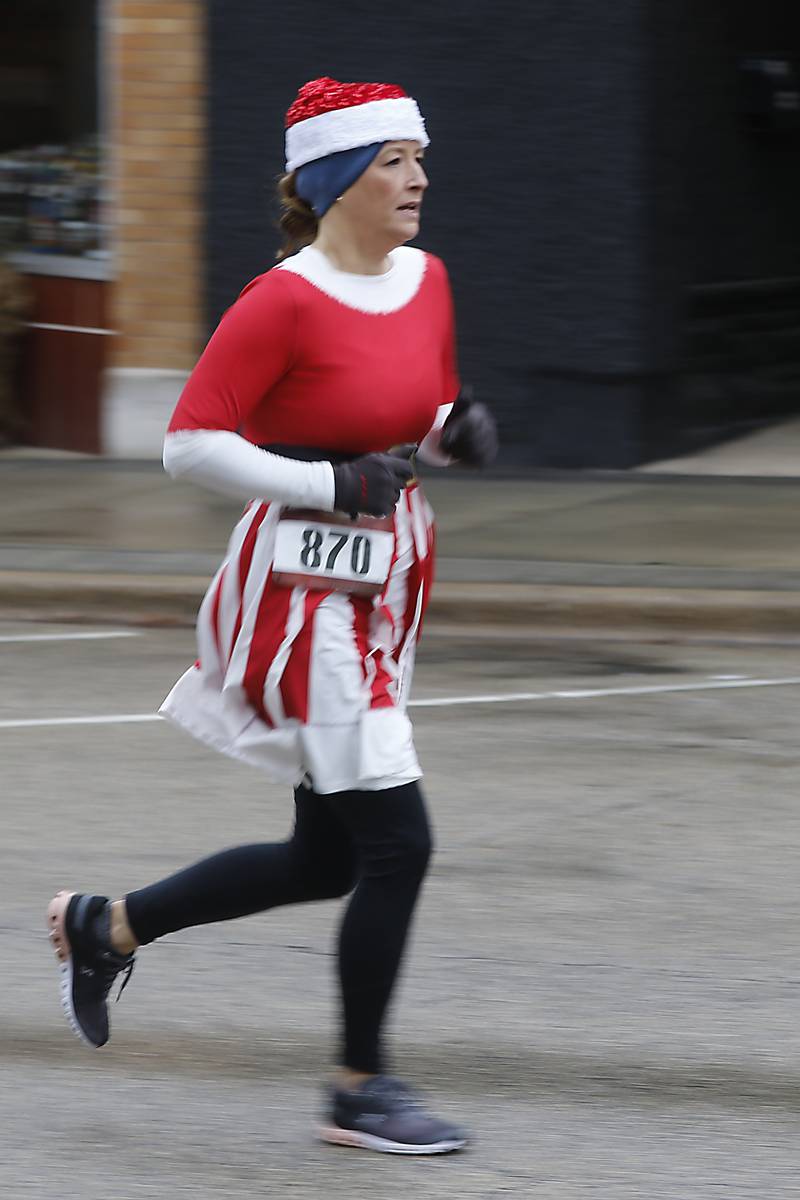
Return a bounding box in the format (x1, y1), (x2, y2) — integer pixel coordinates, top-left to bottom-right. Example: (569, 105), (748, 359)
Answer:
(124, 781), (432, 1074)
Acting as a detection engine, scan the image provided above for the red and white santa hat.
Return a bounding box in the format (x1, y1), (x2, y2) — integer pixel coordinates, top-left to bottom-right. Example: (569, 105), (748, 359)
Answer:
(285, 77), (429, 173)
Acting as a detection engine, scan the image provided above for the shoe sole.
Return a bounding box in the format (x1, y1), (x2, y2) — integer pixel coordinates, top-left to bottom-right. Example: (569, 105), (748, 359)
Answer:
(47, 890), (99, 1050)
(319, 1125), (466, 1155)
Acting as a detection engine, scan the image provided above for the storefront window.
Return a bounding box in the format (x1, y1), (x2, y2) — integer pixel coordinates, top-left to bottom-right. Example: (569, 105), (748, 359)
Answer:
(0, 0), (105, 261)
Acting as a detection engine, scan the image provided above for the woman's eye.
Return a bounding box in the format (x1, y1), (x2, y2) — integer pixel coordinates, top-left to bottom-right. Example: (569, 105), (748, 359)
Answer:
(382, 155), (424, 167)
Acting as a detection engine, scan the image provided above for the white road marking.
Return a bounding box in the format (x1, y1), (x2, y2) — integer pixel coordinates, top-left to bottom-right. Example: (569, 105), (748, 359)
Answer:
(0, 631), (140, 644)
(410, 677), (800, 707)
(0, 713), (159, 729)
(1, 675), (800, 730)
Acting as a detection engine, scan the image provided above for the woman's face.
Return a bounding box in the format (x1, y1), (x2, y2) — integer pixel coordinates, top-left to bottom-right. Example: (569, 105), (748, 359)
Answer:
(341, 140), (428, 244)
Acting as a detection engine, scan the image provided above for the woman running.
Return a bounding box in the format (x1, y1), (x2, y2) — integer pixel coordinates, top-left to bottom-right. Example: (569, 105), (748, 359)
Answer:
(48, 76), (497, 1156)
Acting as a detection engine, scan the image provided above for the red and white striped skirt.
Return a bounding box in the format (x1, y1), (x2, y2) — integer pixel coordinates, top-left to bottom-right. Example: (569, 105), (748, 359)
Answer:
(160, 483), (435, 794)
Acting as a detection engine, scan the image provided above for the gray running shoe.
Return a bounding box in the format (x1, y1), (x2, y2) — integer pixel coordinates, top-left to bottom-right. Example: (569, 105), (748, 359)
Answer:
(319, 1075), (468, 1155)
(47, 891), (135, 1048)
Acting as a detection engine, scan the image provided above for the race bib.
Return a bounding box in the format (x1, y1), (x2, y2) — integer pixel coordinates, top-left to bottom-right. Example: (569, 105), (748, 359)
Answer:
(272, 512), (394, 596)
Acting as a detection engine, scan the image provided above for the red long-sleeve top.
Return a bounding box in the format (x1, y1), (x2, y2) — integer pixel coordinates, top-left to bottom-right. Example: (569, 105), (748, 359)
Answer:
(168, 247), (460, 453)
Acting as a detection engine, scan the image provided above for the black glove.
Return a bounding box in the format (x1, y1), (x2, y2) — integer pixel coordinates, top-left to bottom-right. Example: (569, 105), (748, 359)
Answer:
(440, 388), (498, 467)
(332, 447), (415, 518)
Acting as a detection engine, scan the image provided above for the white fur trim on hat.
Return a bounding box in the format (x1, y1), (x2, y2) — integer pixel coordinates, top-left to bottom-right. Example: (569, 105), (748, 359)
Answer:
(285, 96), (429, 172)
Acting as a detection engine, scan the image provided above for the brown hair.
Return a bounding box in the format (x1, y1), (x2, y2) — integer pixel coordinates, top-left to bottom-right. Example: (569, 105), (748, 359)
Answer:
(275, 172), (318, 261)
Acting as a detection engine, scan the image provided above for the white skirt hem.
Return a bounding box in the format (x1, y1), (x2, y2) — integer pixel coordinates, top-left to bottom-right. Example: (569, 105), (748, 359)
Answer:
(160, 665), (423, 795)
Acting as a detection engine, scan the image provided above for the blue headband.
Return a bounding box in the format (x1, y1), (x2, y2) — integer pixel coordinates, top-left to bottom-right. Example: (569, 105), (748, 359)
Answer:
(295, 142), (383, 218)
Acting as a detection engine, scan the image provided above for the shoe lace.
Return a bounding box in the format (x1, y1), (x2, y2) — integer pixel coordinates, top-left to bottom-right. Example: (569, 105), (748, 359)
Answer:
(114, 957), (135, 1003)
(97, 951), (135, 1003)
(368, 1077), (425, 1112)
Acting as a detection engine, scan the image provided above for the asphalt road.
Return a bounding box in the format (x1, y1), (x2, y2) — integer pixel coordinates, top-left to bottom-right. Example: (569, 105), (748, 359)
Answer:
(3, 622), (800, 1198)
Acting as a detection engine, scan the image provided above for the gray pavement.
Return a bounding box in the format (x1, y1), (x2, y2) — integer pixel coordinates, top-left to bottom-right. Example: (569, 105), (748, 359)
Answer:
(643, 414), (800, 477)
(2, 440), (800, 633)
(4, 622), (800, 1197)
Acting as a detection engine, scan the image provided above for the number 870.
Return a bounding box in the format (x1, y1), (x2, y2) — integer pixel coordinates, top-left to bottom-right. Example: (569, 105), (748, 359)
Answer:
(300, 528), (372, 576)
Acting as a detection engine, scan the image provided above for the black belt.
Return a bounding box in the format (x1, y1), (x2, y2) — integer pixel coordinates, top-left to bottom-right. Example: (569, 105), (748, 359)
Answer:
(258, 443), (360, 465)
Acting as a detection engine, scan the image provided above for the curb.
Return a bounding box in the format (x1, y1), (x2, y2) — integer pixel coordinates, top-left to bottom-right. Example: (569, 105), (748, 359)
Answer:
(2, 570), (800, 635)
(432, 583), (800, 635)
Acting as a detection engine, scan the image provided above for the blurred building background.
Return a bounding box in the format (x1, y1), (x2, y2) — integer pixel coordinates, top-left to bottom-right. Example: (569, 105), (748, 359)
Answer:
(0, 0), (798, 466)
(0, 0), (203, 455)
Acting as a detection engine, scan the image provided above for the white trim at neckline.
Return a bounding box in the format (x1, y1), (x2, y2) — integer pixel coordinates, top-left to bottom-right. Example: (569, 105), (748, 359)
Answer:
(276, 245), (427, 314)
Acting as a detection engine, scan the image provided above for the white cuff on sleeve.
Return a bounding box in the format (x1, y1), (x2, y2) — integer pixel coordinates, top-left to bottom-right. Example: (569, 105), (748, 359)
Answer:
(162, 429), (336, 509)
(416, 402), (455, 467)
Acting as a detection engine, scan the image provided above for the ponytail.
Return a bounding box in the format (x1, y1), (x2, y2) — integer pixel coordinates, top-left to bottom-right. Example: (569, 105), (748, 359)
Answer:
(276, 172), (318, 261)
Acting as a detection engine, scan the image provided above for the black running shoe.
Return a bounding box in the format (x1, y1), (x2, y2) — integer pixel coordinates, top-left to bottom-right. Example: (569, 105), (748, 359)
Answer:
(320, 1075), (468, 1155)
(47, 891), (135, 1048)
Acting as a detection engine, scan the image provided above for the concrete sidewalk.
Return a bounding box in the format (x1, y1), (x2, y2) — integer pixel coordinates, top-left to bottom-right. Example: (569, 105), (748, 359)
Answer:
(2, 428), (800, 633)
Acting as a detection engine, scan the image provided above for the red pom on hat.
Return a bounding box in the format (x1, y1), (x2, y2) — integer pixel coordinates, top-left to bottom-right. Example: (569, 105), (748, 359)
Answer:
(284, 76), (429, 172)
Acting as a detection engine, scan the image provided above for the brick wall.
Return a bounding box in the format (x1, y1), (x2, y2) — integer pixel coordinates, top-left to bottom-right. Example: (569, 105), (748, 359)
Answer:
(106, 0), (206, 371)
